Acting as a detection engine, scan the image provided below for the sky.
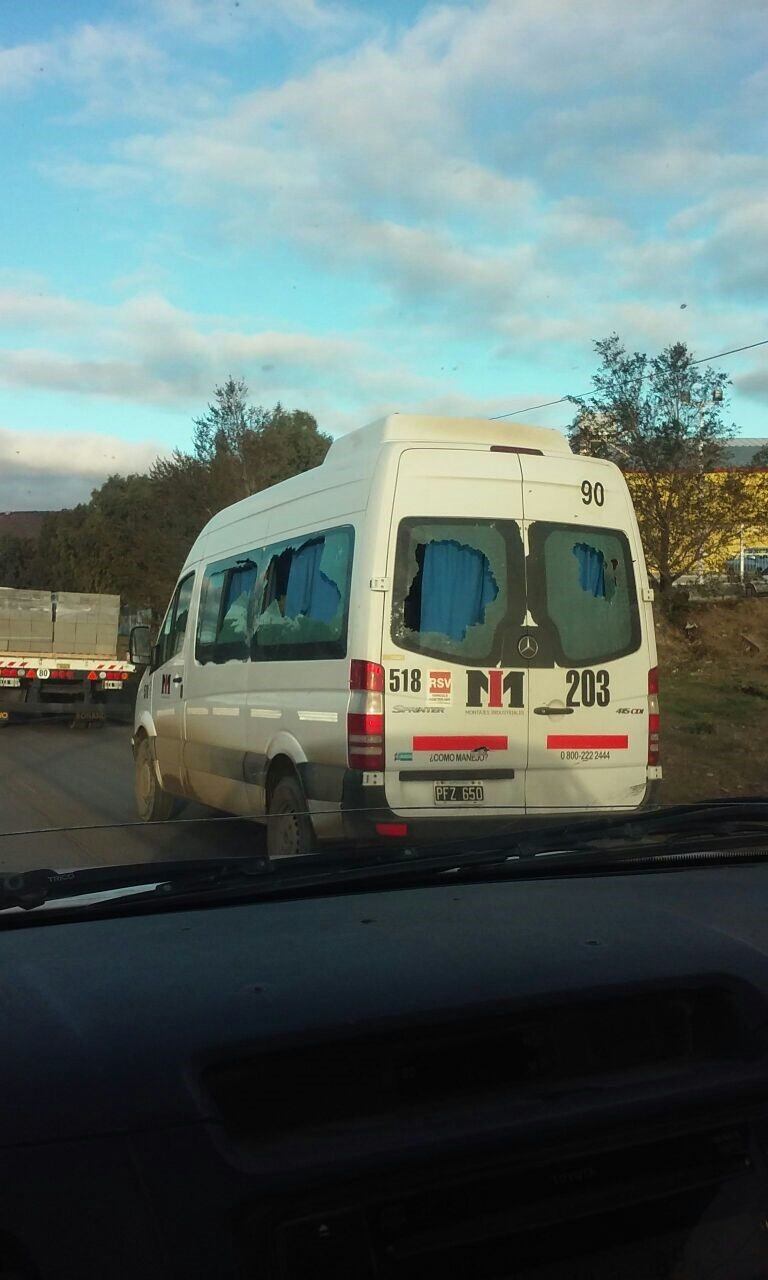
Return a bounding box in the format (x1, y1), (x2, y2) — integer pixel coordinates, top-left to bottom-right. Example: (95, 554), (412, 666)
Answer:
(1, 0), (767, 510)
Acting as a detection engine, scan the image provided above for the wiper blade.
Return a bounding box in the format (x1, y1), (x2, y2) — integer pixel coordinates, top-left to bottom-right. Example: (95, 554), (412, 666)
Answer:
(6, 800), (768, 914)
(494, 798), (768, 859)
(0, 840), (527, 913)
(0, 855), (272, 912)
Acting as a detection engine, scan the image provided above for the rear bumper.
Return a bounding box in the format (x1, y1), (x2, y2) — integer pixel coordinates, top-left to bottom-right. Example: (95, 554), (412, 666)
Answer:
(0, 677), (133, 720)
(339, 771), (663, 842)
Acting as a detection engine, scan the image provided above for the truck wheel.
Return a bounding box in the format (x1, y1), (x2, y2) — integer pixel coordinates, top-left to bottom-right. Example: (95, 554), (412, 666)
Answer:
(134, 737), (178, 822)
(267, 774), (315, 858)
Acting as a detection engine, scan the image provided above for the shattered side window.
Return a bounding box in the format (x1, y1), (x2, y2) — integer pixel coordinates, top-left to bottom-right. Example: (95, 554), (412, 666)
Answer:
(195, 567), (227, 663)
(392, 519), (523, 664)
(169, 574), (194, 659)
(217, 560), (259, 655)
(252, 526), (354, 660)
(529, 523), (640, 664)
(195, 556), (259, 664)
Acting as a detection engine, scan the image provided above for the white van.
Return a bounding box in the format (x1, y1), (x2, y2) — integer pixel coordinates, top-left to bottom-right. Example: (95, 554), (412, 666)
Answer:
(132, 414), (661, 855)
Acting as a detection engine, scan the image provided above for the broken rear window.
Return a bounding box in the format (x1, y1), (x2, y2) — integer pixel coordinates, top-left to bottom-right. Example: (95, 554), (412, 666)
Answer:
(252, 525), (354, 660)
(528, 523), (640, 664)
(392, 518), (524, 665)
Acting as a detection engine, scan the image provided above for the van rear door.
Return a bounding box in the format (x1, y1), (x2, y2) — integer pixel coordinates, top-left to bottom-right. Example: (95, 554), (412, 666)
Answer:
(520, 454), (651, 814)
(382, 447), (528, 824)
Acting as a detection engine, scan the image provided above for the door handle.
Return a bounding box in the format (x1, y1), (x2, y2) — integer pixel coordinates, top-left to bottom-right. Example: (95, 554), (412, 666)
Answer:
(533, 705), (574, 715)
(172, 676), (183, 684)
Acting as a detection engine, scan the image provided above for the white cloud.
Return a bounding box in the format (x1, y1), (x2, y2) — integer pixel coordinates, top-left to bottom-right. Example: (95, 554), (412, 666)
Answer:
(0, 285), (430, 412)
(55, 0), (764, 352)
(0, 288), (95, 332)
(0, 426), (165, 477)
(0, 40), (49, 94)
(0, 427), (169, 512)
(146, 0), (357, 44)
(0, 20), (223, 121)
(7, 0), (768, 437)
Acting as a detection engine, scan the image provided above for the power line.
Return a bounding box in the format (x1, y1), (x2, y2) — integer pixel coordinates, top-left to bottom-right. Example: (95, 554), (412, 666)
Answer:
(490, 336), (768, 422)
(691, 337), (768, 365)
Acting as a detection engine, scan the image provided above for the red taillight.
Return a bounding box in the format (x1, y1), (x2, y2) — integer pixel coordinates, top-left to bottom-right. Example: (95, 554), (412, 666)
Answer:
(648, 667), (660, 765)
(376, 822), (408, 837)
(350, 659), (384, 692)
(49, 669), (76, 680)
(348, 659), (385, 770)
(347, 711), (384, 771)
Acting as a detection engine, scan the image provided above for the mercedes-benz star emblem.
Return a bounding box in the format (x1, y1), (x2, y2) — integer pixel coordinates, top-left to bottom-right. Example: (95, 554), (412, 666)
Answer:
(518, 634), (539, 659)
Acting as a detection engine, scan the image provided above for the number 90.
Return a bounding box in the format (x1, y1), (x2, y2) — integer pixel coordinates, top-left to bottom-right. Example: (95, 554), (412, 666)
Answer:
(581, 480), (605, 507)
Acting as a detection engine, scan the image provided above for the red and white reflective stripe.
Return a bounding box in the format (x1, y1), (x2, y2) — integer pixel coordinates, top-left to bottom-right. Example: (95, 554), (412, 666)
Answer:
(0, 656), (134, 673)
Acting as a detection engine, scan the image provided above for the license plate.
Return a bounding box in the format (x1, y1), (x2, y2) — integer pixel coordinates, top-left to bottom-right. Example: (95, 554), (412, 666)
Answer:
(104, 680), (122, 690)
(0, 678), (19, 688)
(434, 783), (484, 804)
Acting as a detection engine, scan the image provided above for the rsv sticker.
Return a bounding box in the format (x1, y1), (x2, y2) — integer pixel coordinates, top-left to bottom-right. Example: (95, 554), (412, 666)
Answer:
(428, 669), (452, 703)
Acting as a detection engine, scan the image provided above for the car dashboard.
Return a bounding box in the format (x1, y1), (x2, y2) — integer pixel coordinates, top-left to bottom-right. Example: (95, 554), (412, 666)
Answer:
(1, 862), (768, 1278)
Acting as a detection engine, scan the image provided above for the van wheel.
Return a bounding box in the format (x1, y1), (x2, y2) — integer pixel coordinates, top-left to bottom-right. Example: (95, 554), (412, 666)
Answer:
(134, 737), (178, 822)
(267, 775), (315, 858)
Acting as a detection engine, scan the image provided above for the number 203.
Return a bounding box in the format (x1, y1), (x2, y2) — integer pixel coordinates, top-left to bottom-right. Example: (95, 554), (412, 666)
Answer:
(566, 669), (610, 707)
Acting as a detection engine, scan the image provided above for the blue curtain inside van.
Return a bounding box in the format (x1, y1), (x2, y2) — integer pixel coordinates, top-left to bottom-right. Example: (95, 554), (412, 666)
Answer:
(285, 540), (340, 623)
(419, 539), (498, 641)
(573, 542), (608, 599)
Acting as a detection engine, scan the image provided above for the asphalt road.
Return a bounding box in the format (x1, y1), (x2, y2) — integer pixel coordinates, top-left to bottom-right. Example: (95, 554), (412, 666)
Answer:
(0, 719), (263, 872)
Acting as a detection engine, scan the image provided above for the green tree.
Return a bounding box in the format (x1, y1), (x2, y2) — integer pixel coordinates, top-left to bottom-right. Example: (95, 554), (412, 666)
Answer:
(568, 336), (768, 601)
(0, 535), (36, 588)
(17, 382), (331, 618)
(191, 378), (331, 503)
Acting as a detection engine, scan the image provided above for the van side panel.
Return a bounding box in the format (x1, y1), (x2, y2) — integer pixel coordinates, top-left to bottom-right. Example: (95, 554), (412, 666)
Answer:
(242, 477), (373, 829)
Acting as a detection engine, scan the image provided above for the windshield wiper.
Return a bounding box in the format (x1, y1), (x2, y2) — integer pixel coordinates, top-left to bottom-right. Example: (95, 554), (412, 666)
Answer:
(0, 856), (273, 912)
(4, 800), (768, 914)
(509, 798), (768, 857)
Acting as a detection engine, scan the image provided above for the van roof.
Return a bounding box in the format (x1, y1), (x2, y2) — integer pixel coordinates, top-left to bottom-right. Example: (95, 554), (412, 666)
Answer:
(324, 413), (572, 464)
(189, 413), (572, 557)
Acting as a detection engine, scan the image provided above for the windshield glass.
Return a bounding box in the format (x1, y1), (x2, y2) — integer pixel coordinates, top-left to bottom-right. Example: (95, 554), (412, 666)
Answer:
(1, 0), (768, 886)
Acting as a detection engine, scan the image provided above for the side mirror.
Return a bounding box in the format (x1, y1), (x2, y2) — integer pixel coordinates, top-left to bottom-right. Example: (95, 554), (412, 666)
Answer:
(129, 624), (152, 667)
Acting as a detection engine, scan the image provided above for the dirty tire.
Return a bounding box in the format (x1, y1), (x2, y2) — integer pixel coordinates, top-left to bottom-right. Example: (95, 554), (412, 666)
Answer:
(134, 736), (178, 822)
(267, 774), (315, 858)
